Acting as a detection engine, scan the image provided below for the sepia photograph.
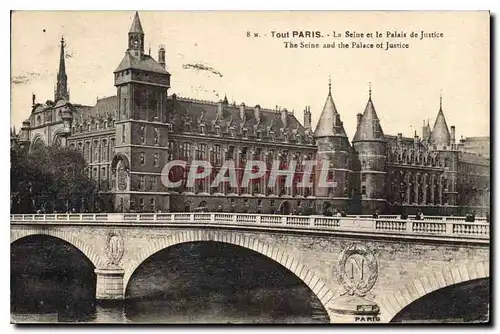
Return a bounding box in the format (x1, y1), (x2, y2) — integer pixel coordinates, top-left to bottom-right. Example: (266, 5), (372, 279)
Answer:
(10, 10), (490, 324)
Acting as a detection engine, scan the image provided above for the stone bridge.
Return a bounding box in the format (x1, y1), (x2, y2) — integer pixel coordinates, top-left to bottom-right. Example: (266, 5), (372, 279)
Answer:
(11, 212), (490, 323)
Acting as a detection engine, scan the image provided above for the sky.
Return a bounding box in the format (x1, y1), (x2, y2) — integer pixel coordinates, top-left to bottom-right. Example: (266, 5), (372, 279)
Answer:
(11, 11), (489, 140)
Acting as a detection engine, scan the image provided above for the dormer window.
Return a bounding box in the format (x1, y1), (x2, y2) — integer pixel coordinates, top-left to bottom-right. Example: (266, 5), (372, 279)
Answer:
(283, 133), (288, 142)
(242, 128), (248, 139)
(185, 123), (191, 132)
(270, 131), (275, 141)
(256, 130), (262, 140)
(200, 124), (206, 135)
(215, 125), (221, 136)
(230, 127), (235, 137)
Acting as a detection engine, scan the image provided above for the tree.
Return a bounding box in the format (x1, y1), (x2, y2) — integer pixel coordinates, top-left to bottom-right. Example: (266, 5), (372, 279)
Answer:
(11, 145), (99, 213)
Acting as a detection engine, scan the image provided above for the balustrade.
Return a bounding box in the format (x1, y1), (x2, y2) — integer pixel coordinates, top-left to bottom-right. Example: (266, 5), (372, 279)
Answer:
(10, 212), (489, 240)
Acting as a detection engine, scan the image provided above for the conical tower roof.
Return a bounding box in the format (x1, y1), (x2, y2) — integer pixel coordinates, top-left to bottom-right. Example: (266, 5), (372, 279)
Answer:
(353, 86), (384, 142)
(313, 80), (347, 138)
(129, 11), (144, 34)
(430, 96), (450, 146)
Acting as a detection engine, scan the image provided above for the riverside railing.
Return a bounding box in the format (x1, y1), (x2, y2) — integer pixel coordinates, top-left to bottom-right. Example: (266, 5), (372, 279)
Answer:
(11, 212), (489, 240)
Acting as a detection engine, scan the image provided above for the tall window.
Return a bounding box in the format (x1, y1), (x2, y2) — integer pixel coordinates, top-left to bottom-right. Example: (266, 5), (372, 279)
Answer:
(123, 97), (127, 117)
(227, 145), (235, 160)
(102, 139), (108, 161)
(153, 153), (159, 167)
(122, 125), (126, 143)
(196, 143), (207, 160)
(168, 141), (174, 160)
(139, 175), (145, 191)
(140, 152), (145, 166)
(155, 92), (161, 120)
(213, 145), (222, 165)
(181, 142), (191, 161)
(139, 198), (145, 212)
(94, 141), (100, 163)
(140, 125), (145, 144)
(153, 127), (159, 145)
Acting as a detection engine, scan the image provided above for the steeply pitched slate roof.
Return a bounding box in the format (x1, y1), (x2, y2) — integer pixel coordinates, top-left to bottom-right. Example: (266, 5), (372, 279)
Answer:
(313, 91), (347, 138)
(353, 97), (384, 142)
(129, 11), (144, 34)
(430, 108), (450, 146)
(71, 96), (117, 122)
(169, 97), (308, 137)
(114, 52), (169, 74)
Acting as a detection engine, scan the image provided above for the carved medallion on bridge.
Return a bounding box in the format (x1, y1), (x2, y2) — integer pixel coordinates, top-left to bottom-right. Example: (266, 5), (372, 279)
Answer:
(337, 243), (378, 297)
(105, 231), (124, 266)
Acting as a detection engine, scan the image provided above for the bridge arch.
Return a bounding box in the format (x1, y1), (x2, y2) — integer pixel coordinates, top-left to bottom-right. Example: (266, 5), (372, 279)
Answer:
(11, 228), (104, 268)
(379, 260), (490, 323)
(124, 230), (335, 320)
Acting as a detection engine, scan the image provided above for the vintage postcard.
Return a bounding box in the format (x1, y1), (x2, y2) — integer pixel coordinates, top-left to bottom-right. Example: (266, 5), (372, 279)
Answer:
(10, 11), (490, 324)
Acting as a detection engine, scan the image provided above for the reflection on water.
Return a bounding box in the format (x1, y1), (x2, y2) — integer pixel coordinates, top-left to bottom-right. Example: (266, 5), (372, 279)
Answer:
(12, 239), (329, 324)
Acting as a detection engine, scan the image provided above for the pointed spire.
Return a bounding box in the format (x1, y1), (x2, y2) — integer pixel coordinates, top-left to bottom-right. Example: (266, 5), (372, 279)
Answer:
(55, 36), (69, 101)
(353, 89), (384, 142)
(369, 82), (372, 100)
(128, 11), (145, 56)
(430, 92), (450, 146)
(314, 78), (347, 138)
(58, 37), (66, 77)
(129, 11), (144, 34)
(223, 94), (228, 104)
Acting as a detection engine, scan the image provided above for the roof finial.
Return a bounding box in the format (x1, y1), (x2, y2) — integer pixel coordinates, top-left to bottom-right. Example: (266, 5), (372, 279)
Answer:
(440, 89), (443, 111)
(369, 82), (372, 100)
(328, 75), (332, 95)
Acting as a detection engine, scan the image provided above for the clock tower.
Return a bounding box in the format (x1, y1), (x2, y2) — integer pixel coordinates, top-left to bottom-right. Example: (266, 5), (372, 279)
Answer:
(112, 11), (172, 212)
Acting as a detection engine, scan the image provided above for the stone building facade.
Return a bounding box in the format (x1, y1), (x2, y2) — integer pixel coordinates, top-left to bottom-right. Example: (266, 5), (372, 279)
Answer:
(13, 12), (490, 216)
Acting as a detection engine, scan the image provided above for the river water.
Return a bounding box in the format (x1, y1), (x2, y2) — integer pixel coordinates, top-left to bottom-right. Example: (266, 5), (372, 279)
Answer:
(11, 237), (329, 324)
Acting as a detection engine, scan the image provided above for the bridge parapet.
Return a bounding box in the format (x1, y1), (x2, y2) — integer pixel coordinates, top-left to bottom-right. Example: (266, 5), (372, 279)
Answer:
(11, 213), (489, 242)
(348, 214), (488, 222)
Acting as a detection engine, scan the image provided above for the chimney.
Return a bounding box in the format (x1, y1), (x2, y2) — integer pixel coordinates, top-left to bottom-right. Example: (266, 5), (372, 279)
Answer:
(217, 100), (224, 119)
(32, 93), (36, 107)
(254, 105), (261, 123)
(450, 125), (456, 144)
(158, 44), (166, 68)
(240, 103), (246, 121)
(414, 130), (419, 144)
(281, 108), (288, 127)
(304, 106), (311, 130)
(356, 113), (363, 128)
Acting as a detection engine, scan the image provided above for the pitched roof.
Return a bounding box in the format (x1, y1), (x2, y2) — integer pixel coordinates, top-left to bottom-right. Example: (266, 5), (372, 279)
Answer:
(353, 97), (384, 142)
(114, 52), (169, 74)
(430, 108), (450, 146)
(168, 96), (309, 139)
(313, 88), (347, 138)
(129, 12), (144, 34)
